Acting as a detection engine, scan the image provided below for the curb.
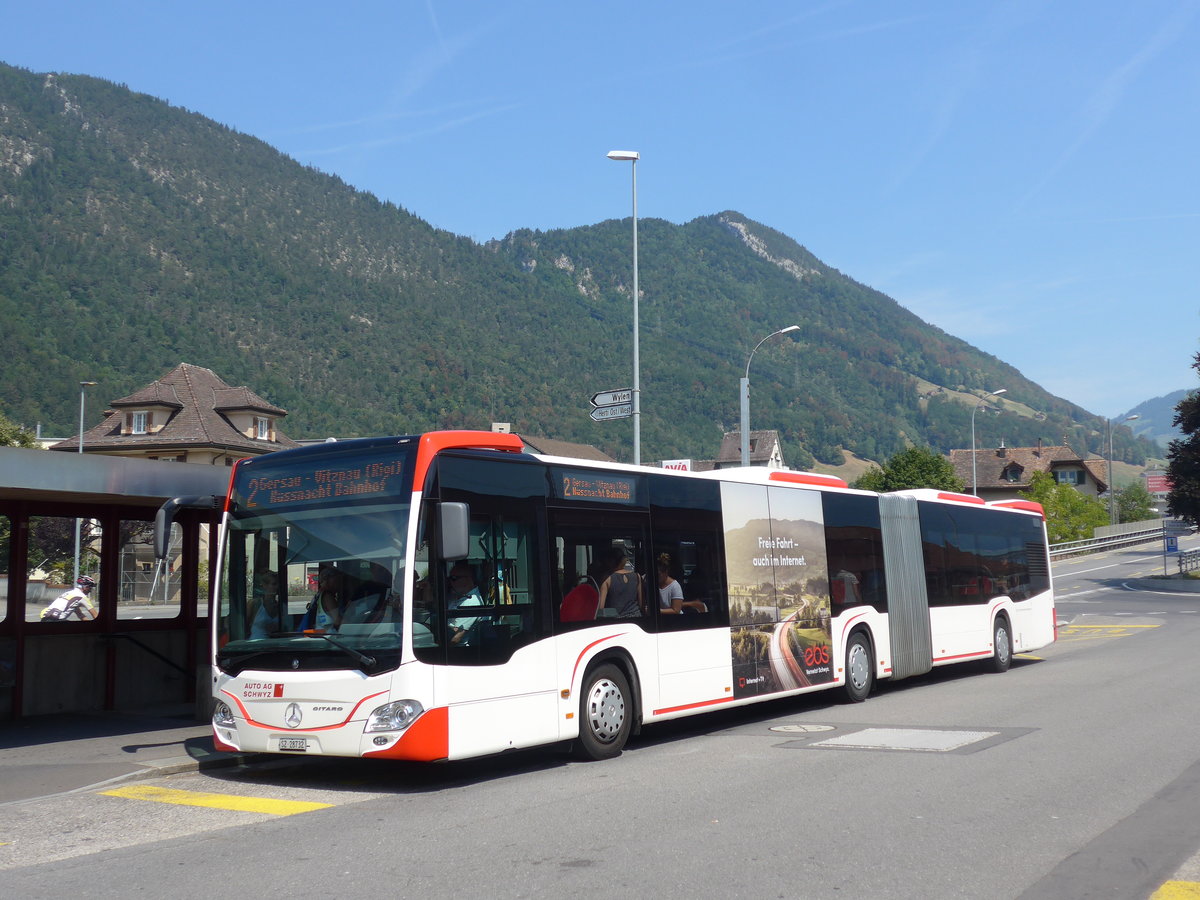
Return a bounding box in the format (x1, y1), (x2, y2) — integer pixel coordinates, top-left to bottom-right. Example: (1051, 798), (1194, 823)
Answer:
(79, 750), (271, 793)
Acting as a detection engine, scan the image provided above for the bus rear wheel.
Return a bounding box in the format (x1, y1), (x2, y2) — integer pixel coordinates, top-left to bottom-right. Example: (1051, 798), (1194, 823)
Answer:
(988, 616), (1012, 673)
(844, 632), (873, 702)
(575, 664), (632, 760)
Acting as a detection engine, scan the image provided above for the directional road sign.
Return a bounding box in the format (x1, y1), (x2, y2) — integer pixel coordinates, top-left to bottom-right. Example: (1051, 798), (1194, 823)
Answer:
(590, 403), (633, 422)
(590, 388), (632, 408)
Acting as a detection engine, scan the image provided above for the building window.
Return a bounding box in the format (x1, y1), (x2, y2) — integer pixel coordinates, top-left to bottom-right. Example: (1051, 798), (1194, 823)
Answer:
(254, 417), (270, 440)
(1054, 470), (1083, 485)
(132, 411), (148, 435)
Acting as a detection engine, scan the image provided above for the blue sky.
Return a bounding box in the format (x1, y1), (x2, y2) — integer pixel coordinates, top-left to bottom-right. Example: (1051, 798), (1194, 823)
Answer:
(7, 0), (1200, 418)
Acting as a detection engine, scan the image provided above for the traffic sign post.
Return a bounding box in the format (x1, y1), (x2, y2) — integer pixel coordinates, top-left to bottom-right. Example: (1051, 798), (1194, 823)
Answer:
(589, 388), (633, 422)
(590, 403), (633, 422)
(590, 389), (632, 409)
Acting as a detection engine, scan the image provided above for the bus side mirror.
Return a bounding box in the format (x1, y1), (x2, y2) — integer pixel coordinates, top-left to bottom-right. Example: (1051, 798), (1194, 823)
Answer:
(439, 502), (470, 561)
(154, 495), (220, 561)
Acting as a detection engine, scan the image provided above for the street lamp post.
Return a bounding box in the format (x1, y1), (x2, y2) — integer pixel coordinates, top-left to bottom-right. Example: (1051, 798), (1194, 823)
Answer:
(607, 149), (641, 465)
(740, 326), (801, 467)
(1107, 414), (1140, 526)
(971, 388), (1007, 495)
(73, 381), (97, 584)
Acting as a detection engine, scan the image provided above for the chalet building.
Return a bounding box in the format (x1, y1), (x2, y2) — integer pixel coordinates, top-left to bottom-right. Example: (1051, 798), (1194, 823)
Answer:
(50, 363), (298, 464)
(948, 441), (1108, 502)
(685, 430), (786, 472)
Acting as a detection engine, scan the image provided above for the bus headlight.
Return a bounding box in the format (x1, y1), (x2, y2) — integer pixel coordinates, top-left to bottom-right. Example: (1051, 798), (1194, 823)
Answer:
(213, 700), (235, 729)
(365, 699), (424, 733)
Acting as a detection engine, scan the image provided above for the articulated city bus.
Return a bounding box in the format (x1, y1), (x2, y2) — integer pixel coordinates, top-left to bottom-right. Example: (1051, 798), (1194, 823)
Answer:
(189, 430), (1055, 762)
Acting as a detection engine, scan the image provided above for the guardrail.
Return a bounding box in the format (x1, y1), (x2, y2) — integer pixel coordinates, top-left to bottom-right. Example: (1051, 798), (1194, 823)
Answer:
(1049, 525), (1171, 560)
(1179, 549), (1200, 575)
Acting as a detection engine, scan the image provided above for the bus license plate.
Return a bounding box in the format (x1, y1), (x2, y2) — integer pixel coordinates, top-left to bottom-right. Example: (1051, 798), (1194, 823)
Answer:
(278, 737), (308, 752)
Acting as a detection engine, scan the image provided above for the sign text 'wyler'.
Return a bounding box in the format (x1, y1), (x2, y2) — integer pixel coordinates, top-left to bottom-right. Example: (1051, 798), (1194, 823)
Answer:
(590, 388), (633, 408)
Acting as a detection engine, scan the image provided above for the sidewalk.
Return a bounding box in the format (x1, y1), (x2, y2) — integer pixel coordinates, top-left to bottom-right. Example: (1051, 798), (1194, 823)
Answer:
(0, 708), (251, 805)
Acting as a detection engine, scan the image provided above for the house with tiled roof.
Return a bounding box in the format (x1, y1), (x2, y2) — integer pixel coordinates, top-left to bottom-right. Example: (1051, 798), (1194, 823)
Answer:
(519, 434), (615, 462)
(684, 430), (785, 472)
(948, 440), (1108, 501)
(50, 363), (298, 464)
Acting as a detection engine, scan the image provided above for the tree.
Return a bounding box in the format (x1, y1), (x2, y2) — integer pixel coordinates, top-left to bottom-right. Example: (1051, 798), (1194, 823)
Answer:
(0, 411), (38, 447)
(852, 445), (964, 492)
(1168, 365), (1200, 524)
(1020, 471), (1109, 543)
(1116, 481), (1157, 524)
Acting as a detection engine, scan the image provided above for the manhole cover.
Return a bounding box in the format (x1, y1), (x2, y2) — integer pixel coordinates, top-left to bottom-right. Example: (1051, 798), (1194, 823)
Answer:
(769, 724), (836, 734)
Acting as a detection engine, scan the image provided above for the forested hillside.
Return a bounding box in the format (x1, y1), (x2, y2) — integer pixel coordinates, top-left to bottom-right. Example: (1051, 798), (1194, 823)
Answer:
(0, 62), (1156, 468)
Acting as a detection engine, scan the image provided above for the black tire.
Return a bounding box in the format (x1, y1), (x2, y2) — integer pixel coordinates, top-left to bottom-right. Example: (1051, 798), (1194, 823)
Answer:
(988, 616), (1012, 673)
(574, 663), (633, 760)
(843, 631), (873, 702)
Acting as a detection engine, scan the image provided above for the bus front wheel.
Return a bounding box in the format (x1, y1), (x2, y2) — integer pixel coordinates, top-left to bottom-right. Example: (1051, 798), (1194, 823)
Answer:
(575, 664), (632, 760)
(844, 632), (873, 702)
(988, 616), (1012, 673)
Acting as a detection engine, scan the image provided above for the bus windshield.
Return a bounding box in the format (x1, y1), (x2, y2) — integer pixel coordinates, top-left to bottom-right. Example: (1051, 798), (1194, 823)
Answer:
(216, 439), (418, 676)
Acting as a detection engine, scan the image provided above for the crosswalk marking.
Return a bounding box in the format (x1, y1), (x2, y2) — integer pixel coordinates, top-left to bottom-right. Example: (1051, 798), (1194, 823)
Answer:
(100, 784), (332, 816)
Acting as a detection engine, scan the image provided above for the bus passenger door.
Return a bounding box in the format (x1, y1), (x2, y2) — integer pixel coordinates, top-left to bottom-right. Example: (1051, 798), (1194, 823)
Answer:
(419, 458), (560, 757)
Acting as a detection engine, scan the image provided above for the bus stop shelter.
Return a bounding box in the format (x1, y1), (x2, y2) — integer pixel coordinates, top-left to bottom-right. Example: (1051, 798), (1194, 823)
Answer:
(0, 447), (228, 720)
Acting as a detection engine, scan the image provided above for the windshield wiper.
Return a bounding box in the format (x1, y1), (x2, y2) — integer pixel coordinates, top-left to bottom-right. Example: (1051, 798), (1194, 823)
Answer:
(267, 631), (377, 669)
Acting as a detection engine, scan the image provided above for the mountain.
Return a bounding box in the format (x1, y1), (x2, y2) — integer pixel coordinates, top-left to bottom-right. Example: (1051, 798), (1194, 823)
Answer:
(1120, 389), (1192, 453)
(0, 62), (1159, 470)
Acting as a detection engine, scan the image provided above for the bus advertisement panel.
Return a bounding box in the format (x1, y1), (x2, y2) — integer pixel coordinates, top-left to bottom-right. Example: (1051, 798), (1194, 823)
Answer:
(722, 483), (831, 698)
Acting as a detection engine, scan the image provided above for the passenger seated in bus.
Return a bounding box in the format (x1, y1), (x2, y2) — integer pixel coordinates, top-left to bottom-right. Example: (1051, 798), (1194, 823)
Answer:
(447, 562), (485, 645)
(249, 572), (291, 638)
(299, 565), (343, 632)
(560, 560), (607, 622)
(598, 549), (643, 617)
(656, 554), (708, 615)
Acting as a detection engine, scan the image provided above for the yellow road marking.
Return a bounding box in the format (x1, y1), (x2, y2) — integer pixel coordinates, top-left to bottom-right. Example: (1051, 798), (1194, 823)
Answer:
(1057, 624), (1160, 641)
(1151, 881), (1200, 898)
(101, 784), (331, 816)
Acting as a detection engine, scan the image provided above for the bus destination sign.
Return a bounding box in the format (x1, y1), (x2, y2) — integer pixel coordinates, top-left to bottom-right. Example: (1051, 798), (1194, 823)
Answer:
(554, 469), (641, 506)
(243, 458), (407, 508)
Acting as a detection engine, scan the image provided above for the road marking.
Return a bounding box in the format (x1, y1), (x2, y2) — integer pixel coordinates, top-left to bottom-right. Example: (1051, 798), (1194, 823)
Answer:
(1151, 881), (1200, 898)
(100, 785), (332, 816)
(1057, 588), (1105, 599)
(1057, 623), (1160, 641)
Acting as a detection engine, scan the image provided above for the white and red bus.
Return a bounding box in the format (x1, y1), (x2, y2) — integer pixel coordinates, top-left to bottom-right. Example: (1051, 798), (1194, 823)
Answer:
(187, 430), (1054, 762)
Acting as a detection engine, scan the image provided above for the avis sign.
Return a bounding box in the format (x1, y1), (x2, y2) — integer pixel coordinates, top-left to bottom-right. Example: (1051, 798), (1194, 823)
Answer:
(589, 388), (633, 422)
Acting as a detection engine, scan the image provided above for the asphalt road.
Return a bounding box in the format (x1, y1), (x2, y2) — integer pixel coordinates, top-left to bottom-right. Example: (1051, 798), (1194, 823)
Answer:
(5, 539), (1200, 900)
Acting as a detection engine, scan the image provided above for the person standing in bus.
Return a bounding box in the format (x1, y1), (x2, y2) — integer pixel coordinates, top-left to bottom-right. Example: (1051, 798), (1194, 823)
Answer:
(598, 549), (643, 617)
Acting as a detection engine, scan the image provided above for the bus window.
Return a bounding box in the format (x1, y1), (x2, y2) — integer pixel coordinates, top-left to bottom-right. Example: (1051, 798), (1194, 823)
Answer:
(649, 473), (727, 629)
(549, 514), (649, 628)
(822, 493), (887, 613)
(418, 454), (548, 665)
